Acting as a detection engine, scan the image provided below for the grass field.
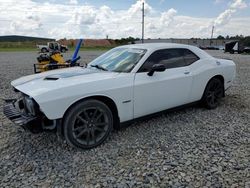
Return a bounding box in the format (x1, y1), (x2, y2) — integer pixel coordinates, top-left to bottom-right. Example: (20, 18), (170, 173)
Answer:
(0, 46), (114, 52)
(0, 41), (115, 52)
(0, 47), (36, 52)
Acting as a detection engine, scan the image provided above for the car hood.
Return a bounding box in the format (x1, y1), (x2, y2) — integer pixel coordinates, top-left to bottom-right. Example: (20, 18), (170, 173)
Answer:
(12, 67), (120, 97)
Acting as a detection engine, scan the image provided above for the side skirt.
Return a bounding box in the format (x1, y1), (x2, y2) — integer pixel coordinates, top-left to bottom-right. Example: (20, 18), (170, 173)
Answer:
(120, 101), (200, 128)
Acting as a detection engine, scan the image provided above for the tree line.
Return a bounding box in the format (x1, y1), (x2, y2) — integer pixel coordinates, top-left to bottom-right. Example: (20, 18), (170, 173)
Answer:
(217, 35), (250, 46)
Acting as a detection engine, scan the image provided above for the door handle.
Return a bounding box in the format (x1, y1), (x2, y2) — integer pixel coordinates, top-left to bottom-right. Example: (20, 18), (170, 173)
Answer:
(184, 71), (190, 75)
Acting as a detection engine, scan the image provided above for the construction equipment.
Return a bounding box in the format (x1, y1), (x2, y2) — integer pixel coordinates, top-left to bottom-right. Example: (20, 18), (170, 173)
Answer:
(34, 39), (83, 73)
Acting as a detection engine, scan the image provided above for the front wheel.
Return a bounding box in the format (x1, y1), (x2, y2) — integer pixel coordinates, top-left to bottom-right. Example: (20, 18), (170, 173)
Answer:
(63, 99), (113, 149)
(202, 78), (224, 109)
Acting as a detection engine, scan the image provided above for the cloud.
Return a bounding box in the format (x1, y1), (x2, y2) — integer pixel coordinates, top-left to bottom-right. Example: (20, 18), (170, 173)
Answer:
(214, 9), (236, 27)
(214, 0), (248, 27)
(160, 8), (177, 26)
(203, 0), (249, 37)
(230, 0), (247, 9)
(160, 0), (165, 4)
(127, 0), (152, 17)
(69, 0), (78, 5)
(0, 0), (249, 39)
(214, 0), (224, 4)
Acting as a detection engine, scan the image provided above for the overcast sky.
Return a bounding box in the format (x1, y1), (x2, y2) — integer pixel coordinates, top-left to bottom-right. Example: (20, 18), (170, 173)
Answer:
(0, 0), (249, 39)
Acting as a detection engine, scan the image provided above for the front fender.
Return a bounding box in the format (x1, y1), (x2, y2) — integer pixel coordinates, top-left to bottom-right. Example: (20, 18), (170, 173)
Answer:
(32, 77), (134, 122)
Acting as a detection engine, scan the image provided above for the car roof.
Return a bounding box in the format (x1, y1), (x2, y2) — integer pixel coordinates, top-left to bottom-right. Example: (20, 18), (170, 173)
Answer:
(124, 43), (195, 50)
(120, 43), (212, 59)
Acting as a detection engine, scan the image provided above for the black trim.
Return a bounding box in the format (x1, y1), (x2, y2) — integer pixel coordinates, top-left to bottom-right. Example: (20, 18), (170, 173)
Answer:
(122, 100), (131, 103)
(44, 77), (59, 81)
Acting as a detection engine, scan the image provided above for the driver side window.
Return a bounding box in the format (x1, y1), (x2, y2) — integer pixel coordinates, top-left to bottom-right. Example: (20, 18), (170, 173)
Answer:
(138, 48), (197, 72)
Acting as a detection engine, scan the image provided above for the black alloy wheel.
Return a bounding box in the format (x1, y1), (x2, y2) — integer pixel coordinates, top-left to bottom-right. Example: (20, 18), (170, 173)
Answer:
(202, 78), (224, 109)
(63, 100), (113, 149)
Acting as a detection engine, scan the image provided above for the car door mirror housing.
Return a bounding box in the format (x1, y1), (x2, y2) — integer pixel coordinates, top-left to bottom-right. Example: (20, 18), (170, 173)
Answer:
(147, 64), (166, 76)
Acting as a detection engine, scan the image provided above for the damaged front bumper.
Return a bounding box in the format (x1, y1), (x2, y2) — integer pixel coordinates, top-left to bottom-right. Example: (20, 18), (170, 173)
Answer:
(3, 99), (37, 130)
(3, 99), (62, 135)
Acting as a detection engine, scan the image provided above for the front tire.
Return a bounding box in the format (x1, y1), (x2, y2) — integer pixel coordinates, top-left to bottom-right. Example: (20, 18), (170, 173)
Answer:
(63, 100), (113, 149)
(202, 78), (224, 109)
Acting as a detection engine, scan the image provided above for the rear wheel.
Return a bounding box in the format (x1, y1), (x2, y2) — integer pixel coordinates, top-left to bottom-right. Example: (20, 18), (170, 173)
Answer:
(202, 78), (224, 109)
(63, 99), (113, 149)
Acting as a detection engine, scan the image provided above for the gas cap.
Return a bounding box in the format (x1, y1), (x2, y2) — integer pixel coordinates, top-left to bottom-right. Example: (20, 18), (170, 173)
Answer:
(216, 61), (221, 65)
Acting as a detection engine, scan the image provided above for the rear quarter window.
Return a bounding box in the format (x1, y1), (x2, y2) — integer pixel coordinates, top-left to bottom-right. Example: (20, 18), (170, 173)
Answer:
(183, 49), (200, 65)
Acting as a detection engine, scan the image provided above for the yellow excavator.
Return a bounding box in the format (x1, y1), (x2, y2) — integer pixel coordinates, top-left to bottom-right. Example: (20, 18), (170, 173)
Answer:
(34, 39), (83, 73)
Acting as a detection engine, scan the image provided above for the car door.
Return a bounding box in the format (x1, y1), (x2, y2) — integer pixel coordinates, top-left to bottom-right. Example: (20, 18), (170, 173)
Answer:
(133, 48), (194, 118)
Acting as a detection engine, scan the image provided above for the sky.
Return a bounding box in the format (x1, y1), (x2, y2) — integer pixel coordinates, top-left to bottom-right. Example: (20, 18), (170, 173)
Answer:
(0, 0), (249, 39)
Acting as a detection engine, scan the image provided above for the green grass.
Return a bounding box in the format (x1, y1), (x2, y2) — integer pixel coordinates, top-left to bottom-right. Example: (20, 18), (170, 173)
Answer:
(0, 47), (37, 52)
(0, 46), (114, 52)
(0, 41), (117, 52)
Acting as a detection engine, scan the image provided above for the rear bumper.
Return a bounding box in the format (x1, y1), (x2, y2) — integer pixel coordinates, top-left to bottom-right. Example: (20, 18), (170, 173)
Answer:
(3, 100), (37, 127)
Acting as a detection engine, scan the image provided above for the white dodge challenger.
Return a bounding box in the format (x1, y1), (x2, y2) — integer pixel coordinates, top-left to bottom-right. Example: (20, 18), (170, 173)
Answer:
(4, 43), (236, 149)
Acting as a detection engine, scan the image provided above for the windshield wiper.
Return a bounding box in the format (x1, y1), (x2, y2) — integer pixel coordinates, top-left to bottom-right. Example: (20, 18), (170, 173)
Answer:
(90, 64), (108, 71)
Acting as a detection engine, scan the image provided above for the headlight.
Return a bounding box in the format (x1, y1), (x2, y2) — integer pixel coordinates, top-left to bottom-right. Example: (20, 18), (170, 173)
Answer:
(23, 96), (36, 116)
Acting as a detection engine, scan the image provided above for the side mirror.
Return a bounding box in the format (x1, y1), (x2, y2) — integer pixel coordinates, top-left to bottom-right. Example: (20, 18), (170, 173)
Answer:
(147, 64), (166, 76)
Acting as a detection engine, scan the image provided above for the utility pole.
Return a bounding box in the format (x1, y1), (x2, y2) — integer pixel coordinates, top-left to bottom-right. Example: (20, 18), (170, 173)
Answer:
(210, 25), (214, 46)
(142, 2), (145, 43)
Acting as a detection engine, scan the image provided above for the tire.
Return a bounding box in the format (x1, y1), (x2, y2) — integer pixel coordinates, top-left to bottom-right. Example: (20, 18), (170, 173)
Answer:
(63, 99), (113, 149)
(41, 48), (47, 53)
(202, 78), (224, 109)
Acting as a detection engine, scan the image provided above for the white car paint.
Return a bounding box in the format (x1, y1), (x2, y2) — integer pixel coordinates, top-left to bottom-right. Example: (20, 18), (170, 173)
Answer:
(11, 43), (236, 122)
(134, 65), (193, 118)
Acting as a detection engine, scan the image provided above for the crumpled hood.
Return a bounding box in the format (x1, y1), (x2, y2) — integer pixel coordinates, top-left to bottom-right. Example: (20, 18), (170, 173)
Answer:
(11, 67), (120, 97)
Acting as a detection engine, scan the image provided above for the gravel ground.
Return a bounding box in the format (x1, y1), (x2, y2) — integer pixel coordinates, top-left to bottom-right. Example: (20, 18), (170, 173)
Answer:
(0, 50), (249, 187)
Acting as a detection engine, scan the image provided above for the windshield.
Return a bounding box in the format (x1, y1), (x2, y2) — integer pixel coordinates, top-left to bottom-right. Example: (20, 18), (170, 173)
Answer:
(88, 48), (147, 72)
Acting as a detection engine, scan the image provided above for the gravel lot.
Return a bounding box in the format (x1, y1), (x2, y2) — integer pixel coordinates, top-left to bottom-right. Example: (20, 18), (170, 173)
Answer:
(0, 50), (249, 187)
